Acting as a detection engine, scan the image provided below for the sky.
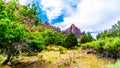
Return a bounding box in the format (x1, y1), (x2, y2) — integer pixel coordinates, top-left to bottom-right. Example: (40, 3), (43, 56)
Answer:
(19, 0), (120, 37)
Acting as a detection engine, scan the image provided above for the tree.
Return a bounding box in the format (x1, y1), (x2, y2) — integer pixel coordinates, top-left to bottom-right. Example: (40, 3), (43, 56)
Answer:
(62, 32), (77, 49)
(0, 19), (28, 65)
(29, 31), (45, 51)
(0, 0), (44, 65)
(80, 32), (94, 44)
(96, 20), (120, 39)
(87, 32), (94, 42)
(19, 4), (41, 25)
(41, 29), (58, 46)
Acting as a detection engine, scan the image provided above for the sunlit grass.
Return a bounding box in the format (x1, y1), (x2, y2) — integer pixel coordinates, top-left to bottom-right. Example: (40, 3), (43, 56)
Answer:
(0, 46), (115, 68)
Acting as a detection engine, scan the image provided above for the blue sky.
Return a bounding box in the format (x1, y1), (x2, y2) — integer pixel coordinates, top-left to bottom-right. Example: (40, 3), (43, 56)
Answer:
(19, 0), (120, 37)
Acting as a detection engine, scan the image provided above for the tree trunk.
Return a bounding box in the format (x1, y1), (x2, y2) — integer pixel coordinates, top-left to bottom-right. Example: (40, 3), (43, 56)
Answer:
(2, 53), (11, 65)
(2, 45), (11, 65)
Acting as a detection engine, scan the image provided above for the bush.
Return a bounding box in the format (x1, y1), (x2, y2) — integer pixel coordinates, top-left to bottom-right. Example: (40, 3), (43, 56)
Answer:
(82, 37), (120, 54)
(59, 46), (67, 54)
(108, 60), (120, 68)
(81, 37), (120, 59)
(103, 38), (120, 52)
(29, 31), (45, 51)
(113, 38), (120, 47)
(41, 29), (60, 46)
(77, 42), (81, 47)
(104, 41), (116, 52)
(62, 32), (77, 49)
(80, 32), (94, 44)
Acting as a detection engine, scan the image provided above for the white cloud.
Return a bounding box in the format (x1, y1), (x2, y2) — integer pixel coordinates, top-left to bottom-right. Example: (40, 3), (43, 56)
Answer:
(41, 0), (64, 22)
(41, 0), (120, 32)
(19, 0), (33, 5)
(40, 0), (81, 22)
(19, 0), (27, 5)
(19, 0), (120, 36)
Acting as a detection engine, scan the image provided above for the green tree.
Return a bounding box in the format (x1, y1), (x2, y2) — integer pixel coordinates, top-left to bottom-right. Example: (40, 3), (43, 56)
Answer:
(29, 31), (45, 51)
(62, 32), (77, 49)
(41, 29), (58, 46)
(0, 19), (28, 65)
(97, 20), (120, 39)
(19, 4), (41, 25)
(80, 32), (94, 44)
(87, 32), (94, 42)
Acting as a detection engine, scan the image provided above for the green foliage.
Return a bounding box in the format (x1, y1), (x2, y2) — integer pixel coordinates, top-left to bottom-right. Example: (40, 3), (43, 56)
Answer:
(0, 18), (28, 45)
(82, 37), (120, 53)
(97, 21), (120, 39)
(80, 32), (94, 44)
(19, 4), (41, 25)
(4, 1), (19, 21)
(0, 18), (28, 65)
(104, 38), (120, 52)
(62, 32), (77, 49)
(0, 0), (45, 65)
(28, 29), (65, 51)
(29, 31), (45, 51)
(55, 33), (65, 45)
(77, 42), (81, 47)
(41, 29), (57, 46)
(41, 29), (65, 46)
(81, 40), (103, 51)
(59, 46), (67, 54)
(0, 56), (4, 64)
(108, 60), (120, 68)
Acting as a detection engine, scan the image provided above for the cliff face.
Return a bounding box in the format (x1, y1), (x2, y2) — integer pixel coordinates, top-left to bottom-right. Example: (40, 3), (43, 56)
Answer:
(62, 24), (84, 37)
(43, 22), (61, 32)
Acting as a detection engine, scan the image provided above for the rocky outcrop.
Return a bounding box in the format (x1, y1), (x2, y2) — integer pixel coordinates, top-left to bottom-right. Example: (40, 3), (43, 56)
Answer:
(43, 22), (61, 32)
(43, 22), (84, 37)
(62, 24), (84, 37)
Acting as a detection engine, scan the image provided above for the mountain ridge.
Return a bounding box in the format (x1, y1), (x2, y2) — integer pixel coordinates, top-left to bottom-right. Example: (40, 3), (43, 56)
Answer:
(43, 22), (84, 37)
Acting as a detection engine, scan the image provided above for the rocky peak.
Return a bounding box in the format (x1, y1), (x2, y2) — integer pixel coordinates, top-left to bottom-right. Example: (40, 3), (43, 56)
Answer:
(62, 24), (84, 37)
(71, 24), (76, 28)
(43, 22), (61, 32)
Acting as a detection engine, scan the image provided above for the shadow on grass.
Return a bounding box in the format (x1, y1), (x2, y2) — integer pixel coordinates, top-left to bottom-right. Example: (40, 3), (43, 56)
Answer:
(10, 60), (51, 68)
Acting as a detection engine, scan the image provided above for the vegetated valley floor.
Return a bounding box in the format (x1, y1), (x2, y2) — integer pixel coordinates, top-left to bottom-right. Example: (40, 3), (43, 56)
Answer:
(0, 45), (114, 68)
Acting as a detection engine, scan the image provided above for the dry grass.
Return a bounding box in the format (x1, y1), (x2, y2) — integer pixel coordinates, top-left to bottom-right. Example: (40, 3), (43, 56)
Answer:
(0, 46), (114, 68)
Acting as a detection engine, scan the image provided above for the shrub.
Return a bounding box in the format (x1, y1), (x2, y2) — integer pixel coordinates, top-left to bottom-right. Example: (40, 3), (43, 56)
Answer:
(77, 42), (81, 47)
(41, 29), (58, 46)
(29, 31), (45, 51)
(59, 46), (67, 54)
(93, 40), (105, 51)
(80, 32), (94, 44)
(104, 40), (118, 52)
(108, 60), (120, 68)
(62, 32), (77, 49)
(82, 37), (120, 59)
(113, 38), (120, 47)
